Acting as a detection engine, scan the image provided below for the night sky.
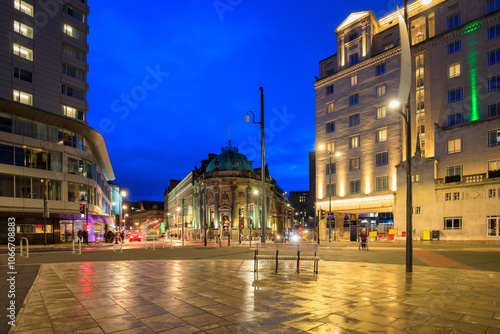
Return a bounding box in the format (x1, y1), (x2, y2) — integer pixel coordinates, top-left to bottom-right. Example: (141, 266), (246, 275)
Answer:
(86, 0), (404, 202)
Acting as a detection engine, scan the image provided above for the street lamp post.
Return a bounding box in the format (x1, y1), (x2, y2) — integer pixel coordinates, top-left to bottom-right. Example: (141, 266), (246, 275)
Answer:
(319, 145), (340, 242)
(246, 87), (266, 243)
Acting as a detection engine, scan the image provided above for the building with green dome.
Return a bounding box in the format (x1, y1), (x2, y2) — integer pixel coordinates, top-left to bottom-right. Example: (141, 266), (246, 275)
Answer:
(165, 142), (293, 242)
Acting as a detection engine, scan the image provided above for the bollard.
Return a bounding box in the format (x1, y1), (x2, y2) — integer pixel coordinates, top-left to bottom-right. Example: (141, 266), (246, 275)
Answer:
(275, 250), (279, 274)
(113, 237), (123, 253)
(73, 237), (82, 255)
(20, 237), (29, 258)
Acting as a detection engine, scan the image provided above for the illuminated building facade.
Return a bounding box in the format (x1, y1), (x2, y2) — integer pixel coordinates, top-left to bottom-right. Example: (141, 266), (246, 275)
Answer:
(0, 0), (116, 244)
(165, 143), (291, 241)
(315, 0), (500, 240)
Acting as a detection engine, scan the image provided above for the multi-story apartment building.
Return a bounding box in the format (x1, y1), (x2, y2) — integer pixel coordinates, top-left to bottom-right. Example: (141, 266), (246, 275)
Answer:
(0, 0), (116, 244)
(315, 0), (500, 240)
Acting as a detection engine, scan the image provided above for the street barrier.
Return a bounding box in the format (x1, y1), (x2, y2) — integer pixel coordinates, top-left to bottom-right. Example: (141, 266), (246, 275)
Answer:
(20, 237), (29, 258)
(144, 236), (156, 251)
(73, 237), (82, 255)
(113, 236), (123, 252)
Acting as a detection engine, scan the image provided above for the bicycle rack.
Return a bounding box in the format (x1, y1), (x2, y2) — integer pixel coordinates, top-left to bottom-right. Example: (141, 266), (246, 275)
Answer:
(73, 237), (82, 255)
(113, 236), (123, 252)
(20, 237), (29, 257)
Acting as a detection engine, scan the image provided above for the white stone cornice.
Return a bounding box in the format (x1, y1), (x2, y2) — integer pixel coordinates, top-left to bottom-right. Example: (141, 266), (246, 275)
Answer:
(315, 48), (401, 88)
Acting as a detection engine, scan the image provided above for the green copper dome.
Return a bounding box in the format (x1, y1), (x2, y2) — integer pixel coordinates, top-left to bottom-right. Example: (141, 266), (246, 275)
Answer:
(206, 144), (254, 173)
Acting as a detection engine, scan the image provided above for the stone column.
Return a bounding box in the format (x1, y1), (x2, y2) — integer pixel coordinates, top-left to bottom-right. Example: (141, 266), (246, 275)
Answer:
(231, 185), (238, 241)
(214, 186), (220, 237)
(246, 186), (251, 239)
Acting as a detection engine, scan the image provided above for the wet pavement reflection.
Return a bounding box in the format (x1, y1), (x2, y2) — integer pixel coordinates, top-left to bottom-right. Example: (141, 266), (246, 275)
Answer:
(11, 259), (500, 333)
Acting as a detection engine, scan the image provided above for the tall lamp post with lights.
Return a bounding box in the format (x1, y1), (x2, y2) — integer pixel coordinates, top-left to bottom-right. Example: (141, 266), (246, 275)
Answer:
(246, 87), (266, 243)
(319, 145), (340, 242)
(119, 186), (127, 231)
(391, 0), (433, 272)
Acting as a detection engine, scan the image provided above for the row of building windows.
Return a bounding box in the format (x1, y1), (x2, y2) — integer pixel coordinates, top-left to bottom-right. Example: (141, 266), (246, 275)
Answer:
(0, 112), (90, 152)
(0, 142), (62, 172)
(0, 174), (109, 214)
(324, 152), (389, 175)
(325, 63), (387, 96)
(325, 176), (390, 197)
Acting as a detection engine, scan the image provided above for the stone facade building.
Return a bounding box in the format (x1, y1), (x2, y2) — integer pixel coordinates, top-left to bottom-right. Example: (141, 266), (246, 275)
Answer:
(165, 143), (292, 241)
(315, 0), (500, 240)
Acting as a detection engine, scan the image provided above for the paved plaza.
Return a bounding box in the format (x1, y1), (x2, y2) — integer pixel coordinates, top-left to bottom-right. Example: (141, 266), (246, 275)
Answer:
(6, 249), (500, 333)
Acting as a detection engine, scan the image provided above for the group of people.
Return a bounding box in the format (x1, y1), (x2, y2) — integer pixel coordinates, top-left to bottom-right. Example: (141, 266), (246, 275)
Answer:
(106, 230), (125, 243)
(76, 229), (88, 244)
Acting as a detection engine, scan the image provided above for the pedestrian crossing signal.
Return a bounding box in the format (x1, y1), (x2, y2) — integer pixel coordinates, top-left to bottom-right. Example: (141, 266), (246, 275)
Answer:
(80, 203), (85, 215)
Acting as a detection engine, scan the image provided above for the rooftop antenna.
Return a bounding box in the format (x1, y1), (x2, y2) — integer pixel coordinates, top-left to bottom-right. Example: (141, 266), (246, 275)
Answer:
(228, 119), (231, 145)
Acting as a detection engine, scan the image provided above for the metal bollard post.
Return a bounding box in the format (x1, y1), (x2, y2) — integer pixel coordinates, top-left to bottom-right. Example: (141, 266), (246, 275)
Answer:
(296, 250), (300, 274)
(275, 250), (279, 273)
(73, 237), (81, 255)
(20, 237), (29, 257)
(113, 237), (123, 252)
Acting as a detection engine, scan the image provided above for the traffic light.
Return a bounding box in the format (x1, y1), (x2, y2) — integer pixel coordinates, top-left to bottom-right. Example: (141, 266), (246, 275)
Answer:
(240, 223), (244, 230)
(86, 223), (90, 230)
(249, 223), (253, 228)
(298, 226), (302, 235)
(79, 203), (85, 215)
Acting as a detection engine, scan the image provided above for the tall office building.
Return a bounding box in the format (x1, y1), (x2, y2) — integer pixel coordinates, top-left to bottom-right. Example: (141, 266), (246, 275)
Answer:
(315, 0), (500, 240)
(0, 0), (115, 243)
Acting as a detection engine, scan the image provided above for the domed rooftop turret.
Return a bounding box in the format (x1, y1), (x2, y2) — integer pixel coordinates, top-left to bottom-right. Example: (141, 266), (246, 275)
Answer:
(206, 142), (254, 173)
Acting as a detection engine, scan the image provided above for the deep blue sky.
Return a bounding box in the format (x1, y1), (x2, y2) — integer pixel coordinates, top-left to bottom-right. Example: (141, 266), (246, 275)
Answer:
(87, 0), (403, 202)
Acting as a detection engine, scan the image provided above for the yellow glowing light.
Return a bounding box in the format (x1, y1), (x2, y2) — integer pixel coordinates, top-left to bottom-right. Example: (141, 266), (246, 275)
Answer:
(337, 12), (369, 31)
(390, 100), (401, 108)
(318, 144), (325, 150)
(340, 182), (345, 197)
(316, 195), (394, 207)
(392, 174), (397, 191)
(365, 178), (370, 194)
(318, 183), (323, 199)
(422, 0), (432, 4)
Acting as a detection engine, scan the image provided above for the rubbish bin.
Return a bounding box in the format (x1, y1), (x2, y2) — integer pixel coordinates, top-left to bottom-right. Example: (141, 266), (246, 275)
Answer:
(431, 230), (440, 241)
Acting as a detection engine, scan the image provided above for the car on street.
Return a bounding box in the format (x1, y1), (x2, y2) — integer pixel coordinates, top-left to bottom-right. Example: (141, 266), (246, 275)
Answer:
(128, 233), (142, 242)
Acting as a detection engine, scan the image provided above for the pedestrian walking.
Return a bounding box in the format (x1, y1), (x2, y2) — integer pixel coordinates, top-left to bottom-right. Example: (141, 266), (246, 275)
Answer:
(83, 230), (89, 244)
(360, 228), (368, 249)
(77, 229), (83, 242)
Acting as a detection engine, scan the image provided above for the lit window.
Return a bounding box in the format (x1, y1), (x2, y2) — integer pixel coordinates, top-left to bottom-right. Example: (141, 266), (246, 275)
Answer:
(488, 48), (500, 66)
(447, 137), (462, 154)
(376, 106), (387, 119)
(349, 93), (359, 106)
(488, 75), (500, 92)
(325, 121), (335, 134)
(488, 23), (500, 39)
(447, 113), (464, 126)
(13, 43), (33, 61)
(447, 40), (461, 55)
(488, 129), (500, 147)
(349, 113), (360, 127)
(444, 217), (462, 230)
(488, 0), (500, 13)
(349, 157), (360, 171)
(447, 13), (461, 30)
(488, 160), (500, 172)
(488, 104), (500, 117)
(412, 174), (421, 182)
(14, 0), (33, 16)
(349, 180), (361, 194)
(376, 128), (388, 142)
(376, 176), (389, 191)
(326, 84), (334, 95)
(63, 24), (86, 42)
(415, 54), (424, 68)
(383, 42), (394, 51)
(62, 105), (86, 121)
(13, 90), (32, 105)
(375, 63), (386, 76)
(325, 141), (334, 152)
(349, 135), (360, 149)
(376, 84), (387, 97)
(13, 21), (33, 39)
(350, 75), (358, 86)
(448, 63), (461, 78)
(448, 87), (463, 103)
(326, 102), (334, 114)
(375, 152), (389, 166)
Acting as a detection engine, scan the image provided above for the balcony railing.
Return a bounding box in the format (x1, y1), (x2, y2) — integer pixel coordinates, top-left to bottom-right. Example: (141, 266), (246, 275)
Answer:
(436, 173), (490, 185)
